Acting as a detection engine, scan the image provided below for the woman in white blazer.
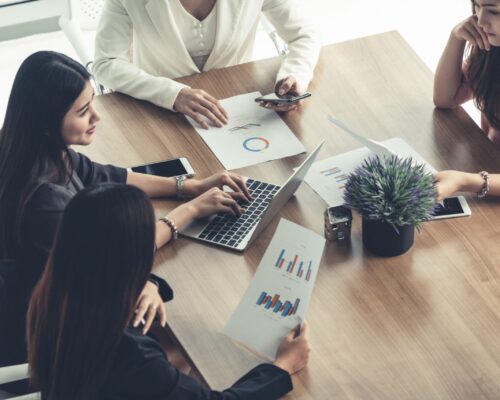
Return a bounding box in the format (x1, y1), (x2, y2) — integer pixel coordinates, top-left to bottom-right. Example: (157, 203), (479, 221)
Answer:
(93, 0), (320, 129)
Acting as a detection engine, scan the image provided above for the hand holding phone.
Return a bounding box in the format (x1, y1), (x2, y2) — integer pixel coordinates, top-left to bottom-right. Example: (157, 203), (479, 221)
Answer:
(254, 92), (312, 105)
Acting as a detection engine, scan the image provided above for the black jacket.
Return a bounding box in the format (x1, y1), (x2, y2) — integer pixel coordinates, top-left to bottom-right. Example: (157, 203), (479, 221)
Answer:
(103, 327), (292, 400)
(0, 150), (127, 367)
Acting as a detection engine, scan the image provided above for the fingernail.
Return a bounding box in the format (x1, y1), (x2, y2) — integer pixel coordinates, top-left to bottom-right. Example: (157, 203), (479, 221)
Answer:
(279, 89), (285, 95)
(133, 321), (138, 327)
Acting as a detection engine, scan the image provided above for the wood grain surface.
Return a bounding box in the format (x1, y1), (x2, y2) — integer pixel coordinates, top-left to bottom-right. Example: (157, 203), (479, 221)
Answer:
(80, 31), (500, 399)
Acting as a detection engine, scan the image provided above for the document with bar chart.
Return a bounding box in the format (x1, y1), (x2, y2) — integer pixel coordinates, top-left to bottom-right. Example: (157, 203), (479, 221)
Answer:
(224, 219), (325, 359)
(303, 137), (436, 207)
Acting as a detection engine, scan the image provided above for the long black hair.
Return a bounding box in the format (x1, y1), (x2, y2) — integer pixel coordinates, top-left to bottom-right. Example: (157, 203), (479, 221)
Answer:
(27, 184), (156, 400)
(0, 51), (90, 258)
(466, 0), (500, 130)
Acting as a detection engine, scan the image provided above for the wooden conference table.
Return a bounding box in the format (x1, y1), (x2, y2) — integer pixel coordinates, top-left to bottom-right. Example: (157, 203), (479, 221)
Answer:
(82, 31), (500, 399)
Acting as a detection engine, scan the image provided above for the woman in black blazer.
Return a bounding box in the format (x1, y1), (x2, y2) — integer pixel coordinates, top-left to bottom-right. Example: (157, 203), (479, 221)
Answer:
(27, 184), (310, 400)
(0, 51), (250, 366)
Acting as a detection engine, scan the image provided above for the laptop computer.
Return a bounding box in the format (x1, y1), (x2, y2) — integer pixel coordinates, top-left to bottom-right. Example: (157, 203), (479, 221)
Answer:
(181, 141), (324, 251)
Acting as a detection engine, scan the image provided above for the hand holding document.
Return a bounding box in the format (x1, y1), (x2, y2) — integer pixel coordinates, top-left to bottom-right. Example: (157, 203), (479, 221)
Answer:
(224, 219), (325, 359)
(187, 92), (305, 170)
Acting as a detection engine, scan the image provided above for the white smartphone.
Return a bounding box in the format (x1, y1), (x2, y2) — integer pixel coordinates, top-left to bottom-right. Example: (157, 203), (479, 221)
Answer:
(431, 196), (471, 220)
(128, 157), (195, 178)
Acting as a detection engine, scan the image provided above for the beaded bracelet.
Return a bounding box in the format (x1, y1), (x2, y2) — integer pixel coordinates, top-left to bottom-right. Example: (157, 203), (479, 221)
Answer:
(477, 171), (490, 198)
(159, 216), (179, 241)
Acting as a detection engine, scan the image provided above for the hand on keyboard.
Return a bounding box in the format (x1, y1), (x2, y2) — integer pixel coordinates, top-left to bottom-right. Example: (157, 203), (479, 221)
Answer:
(186, 187), (245, 218)
(184, 171), (251, 201)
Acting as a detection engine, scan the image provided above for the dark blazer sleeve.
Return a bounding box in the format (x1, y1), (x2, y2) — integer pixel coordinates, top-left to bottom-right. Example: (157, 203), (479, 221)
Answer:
(149, 274), (174, 302)
(70, 149), (127, 186)
(23, 184), (73, 270)
(109, 330), (293, 400)
(141, 360), (292, 400)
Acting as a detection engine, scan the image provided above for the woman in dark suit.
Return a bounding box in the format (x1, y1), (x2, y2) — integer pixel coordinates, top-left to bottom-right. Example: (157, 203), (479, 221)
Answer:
(27, 184), (310, 400)
(0, 51), (250, 366)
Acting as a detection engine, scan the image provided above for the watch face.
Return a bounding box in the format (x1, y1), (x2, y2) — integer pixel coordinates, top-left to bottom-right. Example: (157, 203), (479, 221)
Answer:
(328, 206), (352, 223)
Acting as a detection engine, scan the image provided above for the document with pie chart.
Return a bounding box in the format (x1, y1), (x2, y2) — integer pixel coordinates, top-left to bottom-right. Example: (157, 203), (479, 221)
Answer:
(187, 92), (305, 170)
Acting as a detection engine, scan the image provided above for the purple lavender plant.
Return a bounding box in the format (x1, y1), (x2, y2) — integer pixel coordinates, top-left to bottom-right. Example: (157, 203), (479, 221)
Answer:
(343, 155), (436, 229)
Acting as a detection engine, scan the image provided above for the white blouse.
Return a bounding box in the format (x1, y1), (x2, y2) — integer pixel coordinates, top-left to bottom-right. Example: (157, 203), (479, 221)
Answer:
(171, 0), (217, 71)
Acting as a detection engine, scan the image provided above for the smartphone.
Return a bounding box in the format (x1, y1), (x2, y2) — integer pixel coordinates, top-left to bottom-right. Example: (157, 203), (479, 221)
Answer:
(254, 92), (311, 104)
(129, 157), (195, 178)
(431, 196), (471, 220)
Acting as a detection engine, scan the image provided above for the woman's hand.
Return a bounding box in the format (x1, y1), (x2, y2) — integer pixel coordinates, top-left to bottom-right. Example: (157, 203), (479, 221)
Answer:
(133, 281), (167, 334)
(434, 170), (468, 202)
(258, 76), (302, 112)
(183, 171), (251, 201)
(274, 321), (311, 375)
(174, 87), (228, 129)
(452, 15), (491, 51)
(184, 187), (245, 218)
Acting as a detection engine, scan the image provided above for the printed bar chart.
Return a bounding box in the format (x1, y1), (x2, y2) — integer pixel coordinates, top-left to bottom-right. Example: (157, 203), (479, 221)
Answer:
(256, 291), (300, 317)
(320, 166), (349, 190)
(274, 249), (313, 282)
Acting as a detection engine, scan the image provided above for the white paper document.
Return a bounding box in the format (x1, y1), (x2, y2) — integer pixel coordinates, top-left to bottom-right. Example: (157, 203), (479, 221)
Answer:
(327, 115), (393, 158)
(224, 219), (325, 359)
(187, 92), (305, 170)
(303, 137), (437, 207)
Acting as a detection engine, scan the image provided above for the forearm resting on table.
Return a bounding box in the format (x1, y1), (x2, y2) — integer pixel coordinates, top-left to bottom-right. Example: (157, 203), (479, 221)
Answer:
(127, 172), (177, 197)
(155, 203), (198, 250)
(459, 172), (500, 196)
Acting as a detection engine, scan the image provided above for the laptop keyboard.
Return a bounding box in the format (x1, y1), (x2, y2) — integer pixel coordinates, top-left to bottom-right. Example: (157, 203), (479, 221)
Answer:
(198, 178), (281, 248)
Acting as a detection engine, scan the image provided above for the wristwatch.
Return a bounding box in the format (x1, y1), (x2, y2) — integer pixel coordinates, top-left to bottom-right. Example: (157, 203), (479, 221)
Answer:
(175, 175), (189, 199)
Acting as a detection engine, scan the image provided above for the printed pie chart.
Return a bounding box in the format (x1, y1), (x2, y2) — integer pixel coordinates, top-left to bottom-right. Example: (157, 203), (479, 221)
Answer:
(242, 137), (270, 152)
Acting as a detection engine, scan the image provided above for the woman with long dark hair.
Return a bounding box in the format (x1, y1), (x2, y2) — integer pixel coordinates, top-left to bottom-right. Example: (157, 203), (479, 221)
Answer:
(27, 184), (310, 400)
(0, 51), (249, 365)
(433, 0), (500, 200)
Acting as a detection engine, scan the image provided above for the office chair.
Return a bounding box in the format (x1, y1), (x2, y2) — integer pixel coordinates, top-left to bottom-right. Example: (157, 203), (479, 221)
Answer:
(0, 364), (38, 400)
(260, 15), (289, 56)
(59, 0), (106, 94)
(0, 262), (39, 400)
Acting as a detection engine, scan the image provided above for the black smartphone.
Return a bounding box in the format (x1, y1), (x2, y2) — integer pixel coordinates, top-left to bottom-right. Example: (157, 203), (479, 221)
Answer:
(254, 92), (312, 104)
(129, 157), (195, 178)
(431, 196), (471, 220)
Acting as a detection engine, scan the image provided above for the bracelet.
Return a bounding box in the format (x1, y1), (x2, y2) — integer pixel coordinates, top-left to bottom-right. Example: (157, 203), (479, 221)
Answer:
(160, 216), (179, 241)
(175, 175), (189, 199)
(478, 171), (490, 198)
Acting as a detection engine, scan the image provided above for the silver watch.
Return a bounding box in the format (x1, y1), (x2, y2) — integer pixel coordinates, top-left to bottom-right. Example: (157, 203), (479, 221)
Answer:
(175, 175), (188, 199)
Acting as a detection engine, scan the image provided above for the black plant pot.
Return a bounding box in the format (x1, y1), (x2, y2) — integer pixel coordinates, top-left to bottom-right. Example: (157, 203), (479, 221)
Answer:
(362, 219), (414, 257)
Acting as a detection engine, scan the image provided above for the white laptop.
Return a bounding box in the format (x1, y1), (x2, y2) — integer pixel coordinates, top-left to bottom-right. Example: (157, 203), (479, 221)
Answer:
(181, 141), (324, 251)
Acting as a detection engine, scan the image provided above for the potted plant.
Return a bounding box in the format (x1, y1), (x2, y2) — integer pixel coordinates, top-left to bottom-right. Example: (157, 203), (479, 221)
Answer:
(343, 155), (436, 257)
